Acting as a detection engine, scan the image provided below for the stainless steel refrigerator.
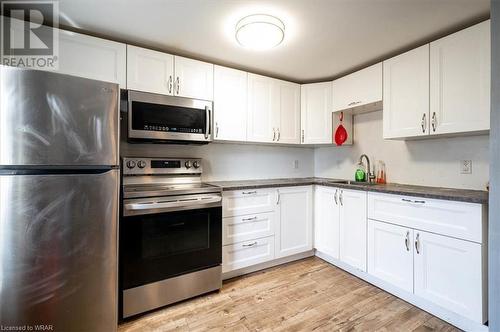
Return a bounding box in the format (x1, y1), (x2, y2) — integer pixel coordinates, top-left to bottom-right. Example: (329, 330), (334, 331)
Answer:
(0, 66), (119, 332)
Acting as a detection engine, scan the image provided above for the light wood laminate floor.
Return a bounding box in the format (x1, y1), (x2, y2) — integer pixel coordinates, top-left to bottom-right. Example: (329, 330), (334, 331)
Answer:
(118, 257), (459, 332)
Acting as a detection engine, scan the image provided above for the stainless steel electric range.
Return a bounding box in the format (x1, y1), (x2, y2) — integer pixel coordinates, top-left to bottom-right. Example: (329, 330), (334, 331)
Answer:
(119, 157), (222, 318)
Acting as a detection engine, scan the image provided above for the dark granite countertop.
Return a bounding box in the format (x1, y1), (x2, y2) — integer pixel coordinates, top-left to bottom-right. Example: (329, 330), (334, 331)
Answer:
(207, 177), (488, 204)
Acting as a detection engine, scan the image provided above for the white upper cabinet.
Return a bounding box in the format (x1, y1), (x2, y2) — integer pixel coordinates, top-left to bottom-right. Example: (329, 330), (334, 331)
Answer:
(276, 80), (301, 144)
(174, 56), (214, 100)
(332, 63), (382, 112)
(127, 46), (213, 100)
(339, 189), (367, 272)
(314, 186), (340, 259)
(58, 30), (126, 87)
(213, 66), (247, 141)
(301, 82), (333, 144)
(276, 186), (313, 258)
(247, 74), (277, 143)
(430, 20), (490, 135)
(247, 74), (300, 144)
(383, 45), (430, 139)
(127, 45), (174, 95)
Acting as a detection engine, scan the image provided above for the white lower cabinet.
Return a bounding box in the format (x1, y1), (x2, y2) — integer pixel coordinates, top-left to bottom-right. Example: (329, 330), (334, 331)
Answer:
(339, 189), (367, 271)
(414, 230), (484, 323)
(221, 185), (487, 327)
(314, 186), (340, 259)
(222, 186), (312, 274)
(368, 220), (414, 292)
(275, 186), (313, 258)
(222, 236), (275, 273)
(366, 192), (487, 325)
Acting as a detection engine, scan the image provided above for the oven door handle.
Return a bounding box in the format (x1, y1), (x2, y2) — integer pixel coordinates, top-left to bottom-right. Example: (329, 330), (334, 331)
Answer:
(124, 195), (222, 213)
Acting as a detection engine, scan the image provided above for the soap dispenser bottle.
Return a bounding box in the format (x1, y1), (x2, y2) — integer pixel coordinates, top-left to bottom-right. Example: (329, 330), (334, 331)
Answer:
(355, 161), (366, 182)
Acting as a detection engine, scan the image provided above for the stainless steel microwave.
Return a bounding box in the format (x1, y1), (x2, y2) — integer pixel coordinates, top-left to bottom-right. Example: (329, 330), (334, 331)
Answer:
(127, 90), (213, 144)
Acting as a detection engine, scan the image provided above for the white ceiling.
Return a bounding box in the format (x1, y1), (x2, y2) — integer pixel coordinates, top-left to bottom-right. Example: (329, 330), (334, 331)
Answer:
(57, 0), (490, 83)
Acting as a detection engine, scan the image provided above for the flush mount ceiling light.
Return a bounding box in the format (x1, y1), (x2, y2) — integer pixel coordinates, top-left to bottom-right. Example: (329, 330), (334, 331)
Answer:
(235, 14), (285, 50)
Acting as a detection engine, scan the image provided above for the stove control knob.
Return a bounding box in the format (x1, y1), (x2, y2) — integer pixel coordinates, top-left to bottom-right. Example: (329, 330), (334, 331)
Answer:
(137, 160), (147, 168)
(193, 161), (200, 169)
(126, 160), (136, 169)
(185, 161), (192, 169)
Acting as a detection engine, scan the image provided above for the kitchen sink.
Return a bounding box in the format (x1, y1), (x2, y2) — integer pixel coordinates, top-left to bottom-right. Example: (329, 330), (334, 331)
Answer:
(327, 180), (377, 186)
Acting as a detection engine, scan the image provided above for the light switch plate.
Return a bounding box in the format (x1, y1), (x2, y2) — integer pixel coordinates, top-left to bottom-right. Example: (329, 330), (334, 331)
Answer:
(461, 160), (472, 174)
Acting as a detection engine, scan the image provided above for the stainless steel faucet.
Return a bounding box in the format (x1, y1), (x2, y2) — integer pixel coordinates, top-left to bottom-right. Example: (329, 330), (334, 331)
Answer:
(359, 154), (376, 183)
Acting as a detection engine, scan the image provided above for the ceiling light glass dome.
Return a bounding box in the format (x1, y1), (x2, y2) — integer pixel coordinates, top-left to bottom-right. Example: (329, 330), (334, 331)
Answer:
(235, 14), (285, 50)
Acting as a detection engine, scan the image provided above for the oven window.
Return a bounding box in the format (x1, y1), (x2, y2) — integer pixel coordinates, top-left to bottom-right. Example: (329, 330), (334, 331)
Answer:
(120, 207), (222, 289)
(131, 101), (206, 134)
(141, 211), (209, 259)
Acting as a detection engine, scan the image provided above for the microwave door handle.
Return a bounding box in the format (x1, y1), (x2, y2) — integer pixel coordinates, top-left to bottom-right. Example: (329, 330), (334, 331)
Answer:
(205, 106), (211, 139)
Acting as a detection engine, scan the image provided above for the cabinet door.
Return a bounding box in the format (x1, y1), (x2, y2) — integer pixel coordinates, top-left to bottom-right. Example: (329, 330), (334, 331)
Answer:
(174, 56), (214, 100)
(430, 20), (490, 135)
(300, 82), (333, 144)
(213, 66), (247, 141)
(367, 220), (413, 292)
(127, 45), (174, 95)
(58, 30), (126, 87)
(276, 186), (313, 258)
(332, 63), (382, 112)
(276, 81), (301, 144)
(383, 45), (430, 139)
(314, 186), (340, 259)
(339, 189), (367, 271)
(247, 74), (277, 143)
(414, 231), (484, 323)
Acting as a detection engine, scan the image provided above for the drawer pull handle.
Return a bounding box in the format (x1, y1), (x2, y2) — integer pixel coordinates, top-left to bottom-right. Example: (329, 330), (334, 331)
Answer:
(431, 112), (437, 132)
(242, 216), (258, 222)
(415, 233), (420, 254)
(334, 189), (338, 205)
(421, 113), (427, 133)
(242, 241), (258, 247)
(405, 231), (410, 251)
(339, 190), (343, 206)
(402, 198), (425, 204)
(242, 191), (257, 195)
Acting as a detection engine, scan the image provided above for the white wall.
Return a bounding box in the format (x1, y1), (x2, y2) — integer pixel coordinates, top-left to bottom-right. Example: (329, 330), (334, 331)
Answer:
(121, 110), (489, 190)
(315, 111), (489, 190)
(121, 142), (315, 182)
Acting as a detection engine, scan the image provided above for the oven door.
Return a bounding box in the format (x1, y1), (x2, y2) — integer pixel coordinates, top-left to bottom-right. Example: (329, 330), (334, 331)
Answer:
(128, 90), (213, 143)
(120, 205), (222, 290)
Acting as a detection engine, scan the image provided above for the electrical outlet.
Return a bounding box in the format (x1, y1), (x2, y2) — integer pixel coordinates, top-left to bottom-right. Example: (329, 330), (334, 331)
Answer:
(461, 160), (472, 174)
(293, 160), (299, 169)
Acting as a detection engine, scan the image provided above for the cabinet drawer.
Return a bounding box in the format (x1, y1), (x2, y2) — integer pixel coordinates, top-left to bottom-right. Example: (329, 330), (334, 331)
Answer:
(223, 212), (276, 245)
(368, 192), (484, 243)
(222, 236), (275, 273)
(223, 189), (277, 217)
